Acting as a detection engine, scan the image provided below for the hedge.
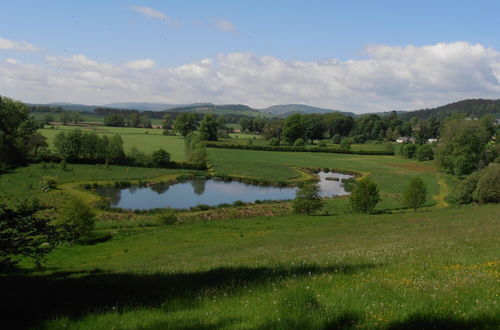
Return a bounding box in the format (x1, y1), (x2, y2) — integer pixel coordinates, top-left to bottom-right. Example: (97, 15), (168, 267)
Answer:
(204, 143), (394, 156)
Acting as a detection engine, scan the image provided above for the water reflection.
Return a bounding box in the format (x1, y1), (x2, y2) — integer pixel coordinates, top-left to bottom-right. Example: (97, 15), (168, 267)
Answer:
(97, 171), (353, 210)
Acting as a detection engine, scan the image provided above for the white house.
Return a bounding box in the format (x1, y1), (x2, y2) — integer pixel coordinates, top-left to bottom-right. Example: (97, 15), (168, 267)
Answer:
(396, 136), (415, 143)
(428, 138), (438, 143)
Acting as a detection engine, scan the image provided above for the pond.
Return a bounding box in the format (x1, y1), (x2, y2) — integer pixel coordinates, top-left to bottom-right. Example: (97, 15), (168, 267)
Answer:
(97, 171), (353, 210)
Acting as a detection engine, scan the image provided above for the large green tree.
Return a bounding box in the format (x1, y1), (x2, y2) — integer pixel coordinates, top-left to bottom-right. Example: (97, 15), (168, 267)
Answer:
(435, 116), (493, 176)
(403, 178), (427, 211)
(350, 178), (381, 213)
(282, 113), (305, 145)
(174, 113), (198, 136)
(199, 114), (218, 141)
(0, 96), (42, 165)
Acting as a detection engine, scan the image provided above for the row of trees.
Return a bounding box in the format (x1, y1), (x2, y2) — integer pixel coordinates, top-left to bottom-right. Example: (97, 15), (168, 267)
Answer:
(293, 177), (427, 215)
(103, 113), (153, 128)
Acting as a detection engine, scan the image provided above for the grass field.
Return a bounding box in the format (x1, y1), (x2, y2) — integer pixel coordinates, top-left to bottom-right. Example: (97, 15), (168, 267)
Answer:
(3, 204), (499, 329)
(40, 125), (186, 161)
(209, 148), (447, 211)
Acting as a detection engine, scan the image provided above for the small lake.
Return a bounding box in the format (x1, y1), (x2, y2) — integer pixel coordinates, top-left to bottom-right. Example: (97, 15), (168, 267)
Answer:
(97, 171), (353, 210)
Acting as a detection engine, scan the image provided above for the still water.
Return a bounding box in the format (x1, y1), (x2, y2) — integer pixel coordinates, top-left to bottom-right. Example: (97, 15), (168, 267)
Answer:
(97, 171), (353, 210)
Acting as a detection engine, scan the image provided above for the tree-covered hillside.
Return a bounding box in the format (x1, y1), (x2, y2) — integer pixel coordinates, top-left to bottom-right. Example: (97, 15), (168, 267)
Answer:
(401, 99), (500, 120)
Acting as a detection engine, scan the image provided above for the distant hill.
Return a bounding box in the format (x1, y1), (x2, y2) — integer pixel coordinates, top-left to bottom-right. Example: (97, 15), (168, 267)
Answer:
(28, 102), (97, 112)
(260, 104), (354, 117)
(103, 102), (191, 111)
(168, 104), (267, 118)
(400, 99), (500, 120)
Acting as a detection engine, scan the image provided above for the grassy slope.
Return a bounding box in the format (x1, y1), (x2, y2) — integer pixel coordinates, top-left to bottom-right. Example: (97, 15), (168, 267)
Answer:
(4, 205), (499, 329)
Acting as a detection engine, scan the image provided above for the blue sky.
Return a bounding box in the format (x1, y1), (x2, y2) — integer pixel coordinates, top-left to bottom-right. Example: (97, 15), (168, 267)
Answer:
(1, 1), (499, 112)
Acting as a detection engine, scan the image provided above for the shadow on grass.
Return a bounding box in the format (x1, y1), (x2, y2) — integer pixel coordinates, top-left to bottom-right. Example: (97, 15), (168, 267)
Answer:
(384, 313), (500, 330)
(2, 263), (376, 329)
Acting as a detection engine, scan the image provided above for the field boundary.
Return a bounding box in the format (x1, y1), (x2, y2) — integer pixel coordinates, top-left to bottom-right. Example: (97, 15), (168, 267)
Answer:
(205, 143), (395, 155)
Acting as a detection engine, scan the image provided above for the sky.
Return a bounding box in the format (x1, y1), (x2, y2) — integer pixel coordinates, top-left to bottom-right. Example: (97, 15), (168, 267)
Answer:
(1, 0), (499, 113)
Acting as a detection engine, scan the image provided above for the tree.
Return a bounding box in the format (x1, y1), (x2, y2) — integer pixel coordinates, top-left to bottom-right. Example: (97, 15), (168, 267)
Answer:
(199, 114), (218, 141)
(41, 114), (54, 125)
(303, 115), (325, 143)
(415, 144), (434, 161)
(174, 113), (198, 136)
(139, 115), (152, 128)
(151, 149), (171, 167)
(70, 111), (82, 124)
(127, 113), (140, 127)
(216, 116), (226, 129)
(59, 112), (72, 125)
(403, 178), (427, 211)
(0, 199), (55, 268)
(294, 138), (305, 147)
(350, 178), (381, 213)
(0, 96), (40, 165)
(435, 116), (493, 176)
(472, 164), (500, 203)
(161, 114), (171, 130)
(107, 134), (125, 164)
(331, 134), (341, 144)
(401, 143), (417, 158)
(339, 137), (352, 151)
(282, 113), (305, 145)
(184, 132), (207, 169)
(262, 120), (283, 140)
(292, 181), (324, 215)
(27, 132), (48, 156)
(104, 113), (126, 127)
(54, 198), (95, 241)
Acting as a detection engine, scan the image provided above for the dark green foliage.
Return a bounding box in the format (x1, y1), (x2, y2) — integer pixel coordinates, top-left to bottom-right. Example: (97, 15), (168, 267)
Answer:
(126, 113), (140, 127)
(350, 178), (381, 213)
(303, 114), (325, 143)
(323, 113), (355, 138)
(104, 113), (126, 127)
(403, 178), (427, 211)
(269, 138), (280, 146)
(0, 96), (42, 165)
(292, 181), (324, 215)
(204, 143), (395, 155)
(0, 199), (55, 268)
(400, 98), (500, 121)
(293, 138), (305, 147)
(435, 117), (493, 176)
(331, 134), (341, 144)
(54, 198), (96, 241)
(199, 114), (218, 141)
(339, 137), (352, 151)
(472, 165), (500, 203)
(401, 143), (417, 158)
(184, 132), (207, 169)
(138, 115), (152, 128)
(282, 113), (305, 145)
(453, 172), (481, 205)
(174, 113), (198, 136)
(156, 210), (178, 225)
(415, 144), (434, 161)
(151, 149), (171, 168)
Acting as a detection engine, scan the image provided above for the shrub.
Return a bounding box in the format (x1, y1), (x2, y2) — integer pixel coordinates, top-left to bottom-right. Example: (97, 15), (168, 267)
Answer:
(42, 176), (58, 190)
(339, 137), (352, 151)
(401, 143), (417, 158)
(294, 138), (305, 147)
(247, 138), (253, 146)
(403, 177), (427, 211)
(452, 171), (481, 205)
(331, 134), (342, 144)
(292, 181), (324, 215)
(350, 178), (381, 213)
(156, 210), (178, 225)
(472, 164), (500, 203)
(55, 198), (96, 241)
(318, 141), (327, 148)
(269, 137), (280, 146)
(415, 144), (434, 161)
(151, 148), (171, 168)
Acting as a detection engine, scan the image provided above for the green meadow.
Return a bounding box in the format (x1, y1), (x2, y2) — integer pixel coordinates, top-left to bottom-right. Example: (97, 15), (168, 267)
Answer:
(3, 124), (499, 329)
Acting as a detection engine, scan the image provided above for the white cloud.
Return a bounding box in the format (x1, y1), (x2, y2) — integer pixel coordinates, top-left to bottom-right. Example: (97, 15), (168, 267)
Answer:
(0, 37), (38, 51)
(1, 42), (499, 112)
(214, 19), (236, 32)
(125, 59), (156, 70)
(130, 6), (179, 27)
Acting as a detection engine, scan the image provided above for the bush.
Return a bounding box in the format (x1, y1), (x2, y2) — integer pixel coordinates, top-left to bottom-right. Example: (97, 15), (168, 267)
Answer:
(318, 141), (327, 148)
(472, 164), (500, 203)
(415, 144), (434, 161)
(339, 138), (352, 151)
(331, 134), (342, 144)
(452, 171), (481, 205)
(156, 210), (178, 225)
(55, 198), (96, 241)
(294, 138), (305, 147)
(292, 181), (324, 215)
(403, 178), (427, 211)
(401, 144), (417, 158)
(42, 176), (58, 190)
(269, 137), (280, 146)
(350, 178), (381, 213)
(151, 148), (171, 168)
